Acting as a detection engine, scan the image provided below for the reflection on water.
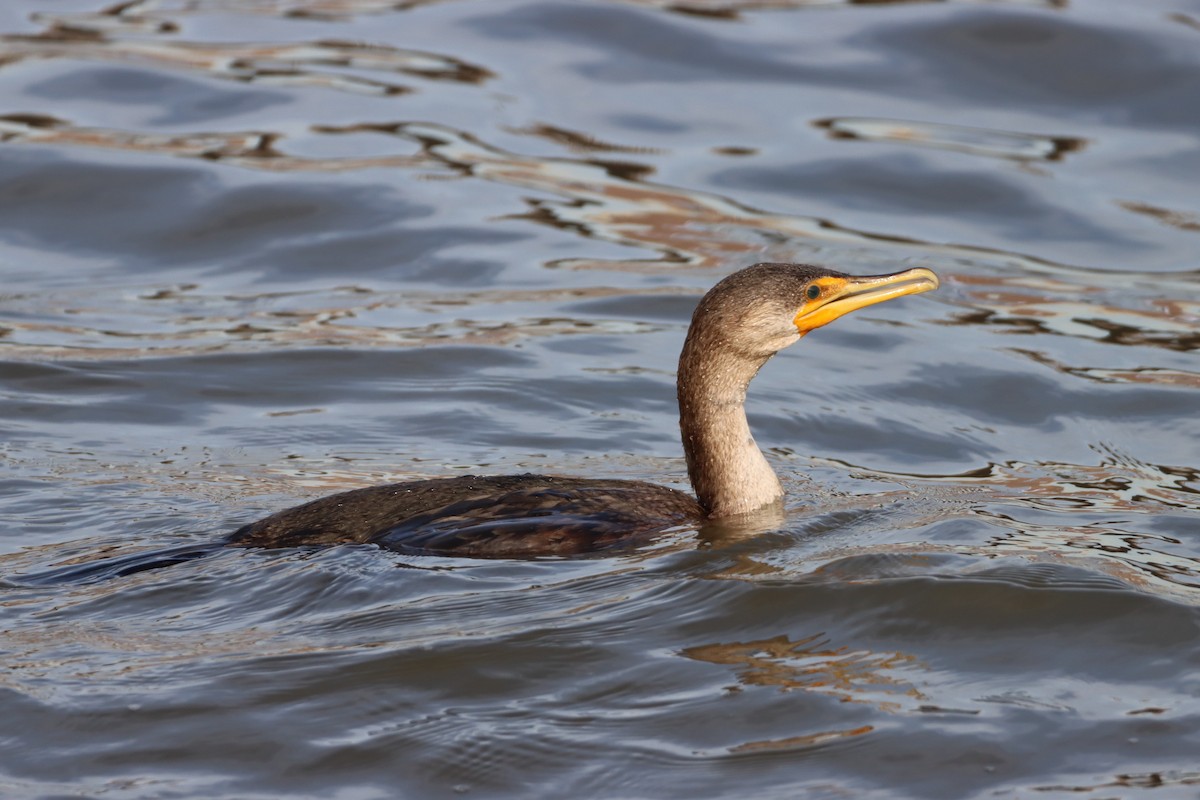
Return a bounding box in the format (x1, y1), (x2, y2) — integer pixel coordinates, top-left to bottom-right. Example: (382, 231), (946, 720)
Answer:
(684, 632), (923, 710)
(1119, 200), (1200, 234)
(815, 116), (1087, 163)
(2, 0), (1199, 797)
(9, 15), (490, 94)
(946, 273), (1200, 352)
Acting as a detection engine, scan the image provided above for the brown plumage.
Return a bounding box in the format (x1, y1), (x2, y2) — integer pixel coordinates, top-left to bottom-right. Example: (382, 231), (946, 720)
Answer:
(227, 262), (938, 557)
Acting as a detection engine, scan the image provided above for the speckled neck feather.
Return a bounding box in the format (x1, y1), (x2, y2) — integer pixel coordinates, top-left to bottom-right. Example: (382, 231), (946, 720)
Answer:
(677, 333), (781, 517)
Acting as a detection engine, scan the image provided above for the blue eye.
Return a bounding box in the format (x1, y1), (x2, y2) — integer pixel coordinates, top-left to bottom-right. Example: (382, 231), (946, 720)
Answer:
(806, 285), (821, 300)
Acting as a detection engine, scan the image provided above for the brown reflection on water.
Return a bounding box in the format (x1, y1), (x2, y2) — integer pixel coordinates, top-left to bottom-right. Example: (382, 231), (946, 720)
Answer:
(1168, 12), (1200, 33)
(35, 0), (1068, 29)
(1014, 349), (1200, 389)
(1119, 200), (1200, 234)
(1034, 771), (1200, 794)
(0, 108), (1145, 288)
(507, 123), (661, 156)
(945, 272), (1200, 353)
(0, 114), (434, 173)
(814, 117), (1087, 163)
(315, 120), (981, 271)
(0, 113), (304, 165)
(35, 0), (454, 28)
(0, 105), (1101, 278)
(725, 724), (874, 754)
(1, 15), (490, 96)
(614, 0), (1066, 19)
(683, 632), (925, 712)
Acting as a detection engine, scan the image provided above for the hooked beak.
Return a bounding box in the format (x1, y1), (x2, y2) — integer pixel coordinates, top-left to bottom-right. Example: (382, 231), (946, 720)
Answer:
(793, 267), (939, 334)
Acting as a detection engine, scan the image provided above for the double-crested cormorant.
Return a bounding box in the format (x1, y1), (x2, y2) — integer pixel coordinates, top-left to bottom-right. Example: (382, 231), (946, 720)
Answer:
(228, 263), (938, 557)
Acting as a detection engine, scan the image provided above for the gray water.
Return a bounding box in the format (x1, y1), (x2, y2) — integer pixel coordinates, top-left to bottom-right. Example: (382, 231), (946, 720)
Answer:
(2, 0), (1199, 797)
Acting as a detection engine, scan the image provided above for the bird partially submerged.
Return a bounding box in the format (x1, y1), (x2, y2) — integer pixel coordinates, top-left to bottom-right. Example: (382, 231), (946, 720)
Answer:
(228, 263), (938, 557)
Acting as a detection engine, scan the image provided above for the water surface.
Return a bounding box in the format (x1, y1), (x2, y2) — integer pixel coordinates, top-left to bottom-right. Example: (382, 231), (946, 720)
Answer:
(2, 0), (1199, 797)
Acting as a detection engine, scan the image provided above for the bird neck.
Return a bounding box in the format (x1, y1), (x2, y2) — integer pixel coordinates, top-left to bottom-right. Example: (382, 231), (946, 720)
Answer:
(677, 330), (784, 518)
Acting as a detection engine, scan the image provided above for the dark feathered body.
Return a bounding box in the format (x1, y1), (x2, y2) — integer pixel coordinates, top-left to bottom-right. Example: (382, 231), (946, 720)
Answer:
(227, 474), (703, 557)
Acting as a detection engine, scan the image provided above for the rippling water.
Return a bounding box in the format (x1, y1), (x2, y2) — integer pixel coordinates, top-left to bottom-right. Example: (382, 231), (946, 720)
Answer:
(2, 0), (1199, 797)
